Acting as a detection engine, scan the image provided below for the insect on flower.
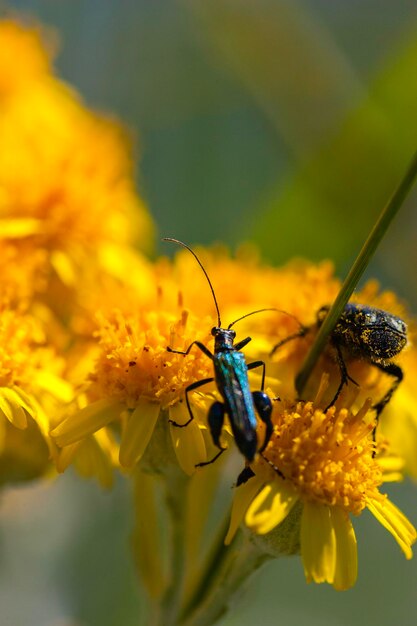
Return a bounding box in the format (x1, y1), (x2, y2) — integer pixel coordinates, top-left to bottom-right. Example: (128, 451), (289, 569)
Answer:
(163, 238), (274, 466)
(271, 303), (408, 424)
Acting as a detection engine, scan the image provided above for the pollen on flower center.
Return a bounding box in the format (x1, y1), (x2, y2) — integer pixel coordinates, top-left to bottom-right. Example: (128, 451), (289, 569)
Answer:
(263, 400), (382, 515)
(89, 308), (214, 409)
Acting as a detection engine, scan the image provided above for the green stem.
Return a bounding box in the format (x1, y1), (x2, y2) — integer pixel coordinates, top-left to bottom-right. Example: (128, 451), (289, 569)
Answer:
(180, 511), (234, 622)
(181, 534), (271, 626)
(157, 469), (189, 626)
(296, 149), (417, 396)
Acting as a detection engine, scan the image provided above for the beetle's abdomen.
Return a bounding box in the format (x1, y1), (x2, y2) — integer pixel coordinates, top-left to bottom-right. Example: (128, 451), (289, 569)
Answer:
(213, 351), (258, 461)
(333, 304), (407, 362)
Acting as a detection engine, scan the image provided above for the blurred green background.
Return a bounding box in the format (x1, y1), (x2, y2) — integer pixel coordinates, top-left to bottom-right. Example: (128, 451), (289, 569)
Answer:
(2, 1), (417, 625)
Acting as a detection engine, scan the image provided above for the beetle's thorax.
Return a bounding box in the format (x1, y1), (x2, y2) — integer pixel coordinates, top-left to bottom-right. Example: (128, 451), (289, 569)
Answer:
(211, 327), (236, 351)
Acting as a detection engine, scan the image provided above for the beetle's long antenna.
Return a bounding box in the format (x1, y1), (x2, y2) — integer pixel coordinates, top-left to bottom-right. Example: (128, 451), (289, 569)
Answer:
(162, 238), (222, 327)
(228, 308), (278, 329)
(228, 308), (303, 330)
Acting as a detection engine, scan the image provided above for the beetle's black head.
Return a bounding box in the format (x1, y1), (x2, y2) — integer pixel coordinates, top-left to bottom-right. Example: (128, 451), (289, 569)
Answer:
(211, 327), (236, 350)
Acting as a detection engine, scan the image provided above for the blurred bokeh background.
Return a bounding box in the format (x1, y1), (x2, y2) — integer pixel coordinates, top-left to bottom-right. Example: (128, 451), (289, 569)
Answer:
(2, 1), (417, 625)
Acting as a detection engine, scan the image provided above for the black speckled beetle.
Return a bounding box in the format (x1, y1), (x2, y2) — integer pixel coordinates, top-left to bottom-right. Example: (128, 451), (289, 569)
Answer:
(270, 303), (407, 423)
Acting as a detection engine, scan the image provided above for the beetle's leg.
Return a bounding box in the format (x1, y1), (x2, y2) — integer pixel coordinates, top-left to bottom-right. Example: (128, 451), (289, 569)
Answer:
(236, 466), (255, 486)
(169, 377), (214, 427)
(247, 359), (267, 390)
(270, 327), (308, 357)
(195, 448), (226, 468)
(234, 336), (252, 351)
(167, 341), (213, 360)
(260, 452), (285, 479)
(371, 361), (403, 426)
(367, 362), (403, 454)
(247, 361), (274, 451)
(252, 390), (273, 453)
(325, 343), (359, 411)
(195, 401), (227, 467)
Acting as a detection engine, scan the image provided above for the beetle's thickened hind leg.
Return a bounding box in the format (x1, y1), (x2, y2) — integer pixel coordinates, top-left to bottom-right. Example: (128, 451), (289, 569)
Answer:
(325, 343), (359, 411)
(169, 377), (214, 427)
(195, 401), (227, 467)
(371, 361), (403, 424)
(252, 391), (273, 453)
(246, 361), (273, 451)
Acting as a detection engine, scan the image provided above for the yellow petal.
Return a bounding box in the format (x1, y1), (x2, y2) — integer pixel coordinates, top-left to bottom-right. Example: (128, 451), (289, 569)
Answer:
(0, 217), (42, 237)
(378, 455), (405, 473)
(56, 442), (80, 473)
(225, 473), (265, 545)
(94, 427), (119, 467)
(330, 507), (357, 590)
(51, 398), (121, 446)
(75, 435), (115, 488)
(50, 249), (77, 286)
(169, 403), (207, 475)
(380, 472), (404, 483)
(245, 477), (299, 535)
(367, 497), (417, 560)
(0, 387), (28, 429)
(27, 399), (49, 439)
(10, 386), (37, 418)
(56, 429), (118, 487)
(119, 400), (160, 468)
(301, 501), (336, 585)
(34, 371), (73, 402)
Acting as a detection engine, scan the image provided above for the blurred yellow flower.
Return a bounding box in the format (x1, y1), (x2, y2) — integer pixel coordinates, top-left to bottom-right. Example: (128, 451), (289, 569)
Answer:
(0, 18), (53, 98)
(0, 304), (71, 483)
(0, 242), (47, 307)
(0, 18), (154, 303)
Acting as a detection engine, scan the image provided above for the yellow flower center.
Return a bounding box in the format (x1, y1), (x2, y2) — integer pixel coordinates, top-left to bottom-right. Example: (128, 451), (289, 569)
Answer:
(263, 399), (382, 515)
(89, 307), (214, 409)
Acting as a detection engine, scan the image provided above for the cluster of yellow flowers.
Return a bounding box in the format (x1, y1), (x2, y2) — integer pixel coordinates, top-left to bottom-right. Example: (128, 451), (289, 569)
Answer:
(1, 17), (416, 602)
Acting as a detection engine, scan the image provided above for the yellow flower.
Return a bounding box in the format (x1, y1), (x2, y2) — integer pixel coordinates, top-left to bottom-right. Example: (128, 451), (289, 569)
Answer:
(51, 245), (296, 476)
(63, 248), (157, 340)
(51, 302), (216, 476)
(155, 246), (338, 325)
(51, 245), (417, 488)
(0, 18), (154, 306)
(0, 83), (153, 265)
(0, 242), (47, 307)
(49, 250), (253, 475)
(234, 265), (417, 478)
(0, 303), (72, 483)
(0, 18), (53, 99)
(226, 392), (416, 589)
